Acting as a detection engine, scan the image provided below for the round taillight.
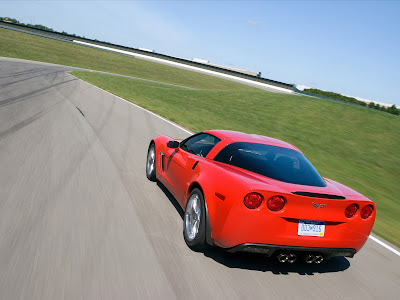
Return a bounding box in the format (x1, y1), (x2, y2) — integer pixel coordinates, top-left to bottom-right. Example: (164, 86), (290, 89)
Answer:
(267, 196), (286, 211)
(361, 204), (374, 219)
(244, 193), (263, 209)
(345, 203), (358, 218)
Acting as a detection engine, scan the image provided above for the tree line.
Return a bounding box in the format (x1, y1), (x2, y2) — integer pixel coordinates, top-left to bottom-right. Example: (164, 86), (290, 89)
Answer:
(0, 16), (87, 39)
(1, 17), (56, 32)
(304, 88), (399, 116)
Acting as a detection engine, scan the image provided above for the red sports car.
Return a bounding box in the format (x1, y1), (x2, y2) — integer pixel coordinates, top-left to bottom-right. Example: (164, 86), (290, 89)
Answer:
(146, 130), (375, 263)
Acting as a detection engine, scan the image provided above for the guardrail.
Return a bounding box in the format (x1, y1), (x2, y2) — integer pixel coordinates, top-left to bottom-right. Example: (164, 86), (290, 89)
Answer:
(0, 21), (295, 91)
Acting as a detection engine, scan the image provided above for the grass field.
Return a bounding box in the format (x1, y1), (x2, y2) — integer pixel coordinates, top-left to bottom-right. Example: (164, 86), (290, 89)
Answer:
(1, 26), (400, 247)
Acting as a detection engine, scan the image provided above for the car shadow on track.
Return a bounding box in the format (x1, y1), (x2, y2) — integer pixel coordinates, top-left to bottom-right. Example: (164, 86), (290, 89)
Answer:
(157, 181), (184, 218)
(156, 181), (350, 275)
(203, 248), (350, 275)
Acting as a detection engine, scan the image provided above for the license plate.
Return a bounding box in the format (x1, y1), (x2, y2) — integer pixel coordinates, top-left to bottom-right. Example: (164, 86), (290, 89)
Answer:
(298, 220), (325, 237)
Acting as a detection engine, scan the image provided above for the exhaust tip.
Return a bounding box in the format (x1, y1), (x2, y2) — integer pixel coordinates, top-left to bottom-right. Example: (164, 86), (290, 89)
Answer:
(288, 253), (297, 263)
(305, 254), (315, 264)
(277, 253), (288, 263)
(315, 255), (324, 264)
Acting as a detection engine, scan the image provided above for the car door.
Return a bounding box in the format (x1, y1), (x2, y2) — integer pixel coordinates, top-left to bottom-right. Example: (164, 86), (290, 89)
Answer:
(165, 133), (221, 205)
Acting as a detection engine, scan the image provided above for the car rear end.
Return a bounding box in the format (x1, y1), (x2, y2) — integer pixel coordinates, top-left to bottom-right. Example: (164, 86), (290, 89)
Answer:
(212, 184), (375, 262)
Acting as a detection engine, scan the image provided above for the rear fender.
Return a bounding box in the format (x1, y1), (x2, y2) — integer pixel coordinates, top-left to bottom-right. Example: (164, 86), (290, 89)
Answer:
(186, 181), (213, 245)
(186, 161), (248, 245)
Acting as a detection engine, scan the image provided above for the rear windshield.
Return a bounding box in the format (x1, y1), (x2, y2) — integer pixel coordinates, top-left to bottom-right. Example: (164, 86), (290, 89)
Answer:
(214, 142), (326, 187)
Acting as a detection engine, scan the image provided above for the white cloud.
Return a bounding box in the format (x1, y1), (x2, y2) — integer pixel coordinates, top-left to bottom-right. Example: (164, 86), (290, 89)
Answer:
(247, 20), (258, 27)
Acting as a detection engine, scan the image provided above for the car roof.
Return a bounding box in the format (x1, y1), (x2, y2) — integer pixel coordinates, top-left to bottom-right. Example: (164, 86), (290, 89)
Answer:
(204, 130), (300, 152)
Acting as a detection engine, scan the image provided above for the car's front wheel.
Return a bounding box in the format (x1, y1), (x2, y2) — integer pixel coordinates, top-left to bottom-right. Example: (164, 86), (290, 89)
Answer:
(146, 143), (157, 181)
(183, 188), (207, 251)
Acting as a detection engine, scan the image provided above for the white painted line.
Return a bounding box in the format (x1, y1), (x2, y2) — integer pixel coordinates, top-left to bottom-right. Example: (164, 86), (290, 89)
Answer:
(71, 73), (400, 259)
(72, 74), (193, 135)
(369, 235), (400, 257)
(104, 91), (193, 135)
(72, 40), (293, 94)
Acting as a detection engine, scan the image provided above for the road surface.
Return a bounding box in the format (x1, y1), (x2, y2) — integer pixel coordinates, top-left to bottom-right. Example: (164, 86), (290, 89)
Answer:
(0, 57), (399, 299)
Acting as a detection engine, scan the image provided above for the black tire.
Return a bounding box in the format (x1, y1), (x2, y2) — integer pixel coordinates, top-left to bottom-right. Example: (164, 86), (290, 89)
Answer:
(183, 188), (208, 251)
(146, 143), (157, 181)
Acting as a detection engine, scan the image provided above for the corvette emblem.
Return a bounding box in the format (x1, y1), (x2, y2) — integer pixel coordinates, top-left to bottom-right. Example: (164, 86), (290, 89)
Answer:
(312, 202), (327, 209)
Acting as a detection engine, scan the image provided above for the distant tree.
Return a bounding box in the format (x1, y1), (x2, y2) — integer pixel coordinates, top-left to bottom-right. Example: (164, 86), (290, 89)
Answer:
(304, 88), (368, 107)
(387, 105), (400, 116)
(368, 102), (375, 108)
(33, 24), (54, 31)
(7, 18), (20, 24)
(375, 104), (381, 110)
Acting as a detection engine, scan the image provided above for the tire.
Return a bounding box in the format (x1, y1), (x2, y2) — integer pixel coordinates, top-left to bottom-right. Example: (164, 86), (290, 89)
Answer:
(146, 143), (157, 181)
(183, 188), (207, 251)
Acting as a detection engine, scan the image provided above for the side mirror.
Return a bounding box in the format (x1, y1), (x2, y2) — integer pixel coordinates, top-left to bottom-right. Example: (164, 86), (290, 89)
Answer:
(167, 140), (180, 149)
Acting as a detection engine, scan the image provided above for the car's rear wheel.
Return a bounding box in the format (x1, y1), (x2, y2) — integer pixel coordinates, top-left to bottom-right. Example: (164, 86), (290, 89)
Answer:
(146, 143), (157, 181)
(184, 188), (207, 251)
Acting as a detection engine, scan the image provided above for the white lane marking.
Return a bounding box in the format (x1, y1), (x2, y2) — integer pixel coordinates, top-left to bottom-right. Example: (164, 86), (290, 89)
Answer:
(369, 235), (400, 257)
(72, 75), (193, 135)
(72, 40), (293, 94)
(71, 73), (400, 259)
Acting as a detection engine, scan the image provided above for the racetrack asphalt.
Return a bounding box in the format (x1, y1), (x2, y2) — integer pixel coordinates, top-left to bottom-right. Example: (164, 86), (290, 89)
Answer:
(0, 57), (399, 299)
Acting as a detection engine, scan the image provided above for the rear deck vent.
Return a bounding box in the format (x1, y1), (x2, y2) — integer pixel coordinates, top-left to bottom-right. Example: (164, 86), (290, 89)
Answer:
(292, 192), (346, 200)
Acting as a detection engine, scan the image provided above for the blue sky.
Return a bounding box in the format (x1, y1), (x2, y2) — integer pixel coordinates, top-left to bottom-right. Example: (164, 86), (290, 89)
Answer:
(2, 1), (399, 106)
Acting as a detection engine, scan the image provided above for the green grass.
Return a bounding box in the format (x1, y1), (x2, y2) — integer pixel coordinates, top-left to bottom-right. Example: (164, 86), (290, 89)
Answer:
(0, 27), (255, 91)
(70, 71), (400, 247)
(1, 26), (399, 247)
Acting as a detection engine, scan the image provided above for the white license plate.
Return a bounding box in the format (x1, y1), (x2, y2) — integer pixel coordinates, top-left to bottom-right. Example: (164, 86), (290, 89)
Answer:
(298, 220), (325, 237)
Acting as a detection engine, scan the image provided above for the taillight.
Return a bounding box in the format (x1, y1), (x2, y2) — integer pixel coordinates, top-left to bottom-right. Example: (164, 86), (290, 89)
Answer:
(267, 196), (286, 211)
(345, 203), (358, 218)
(244, 193), (263, 209)
(361, 204), (374, 219)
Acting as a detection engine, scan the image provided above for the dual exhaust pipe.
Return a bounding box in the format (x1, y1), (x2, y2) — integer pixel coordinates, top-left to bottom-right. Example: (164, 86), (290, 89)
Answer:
(276, 253), (324, 264)
(305, 254), (324, 264)
(277, 253), (297, 263)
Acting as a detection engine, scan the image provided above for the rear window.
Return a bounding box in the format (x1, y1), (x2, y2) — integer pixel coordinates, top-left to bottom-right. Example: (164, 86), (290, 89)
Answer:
(214, 142), (326, 187)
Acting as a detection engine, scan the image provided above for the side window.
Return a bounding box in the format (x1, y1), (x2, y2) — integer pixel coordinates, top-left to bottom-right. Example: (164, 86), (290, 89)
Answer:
(180, 133), (221, 157)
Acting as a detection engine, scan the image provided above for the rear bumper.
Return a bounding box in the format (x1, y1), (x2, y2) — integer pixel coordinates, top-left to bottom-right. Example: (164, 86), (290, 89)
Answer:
(226, 243), (356, 259)
(211, 206), (373, 251)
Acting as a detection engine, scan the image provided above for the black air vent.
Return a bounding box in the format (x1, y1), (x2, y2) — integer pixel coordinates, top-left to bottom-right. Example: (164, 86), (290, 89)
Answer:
(292, 191), (346, 200)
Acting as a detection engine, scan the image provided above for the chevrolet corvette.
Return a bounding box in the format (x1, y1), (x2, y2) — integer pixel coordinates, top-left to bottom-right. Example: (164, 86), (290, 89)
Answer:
(146, 130), (375, 263)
